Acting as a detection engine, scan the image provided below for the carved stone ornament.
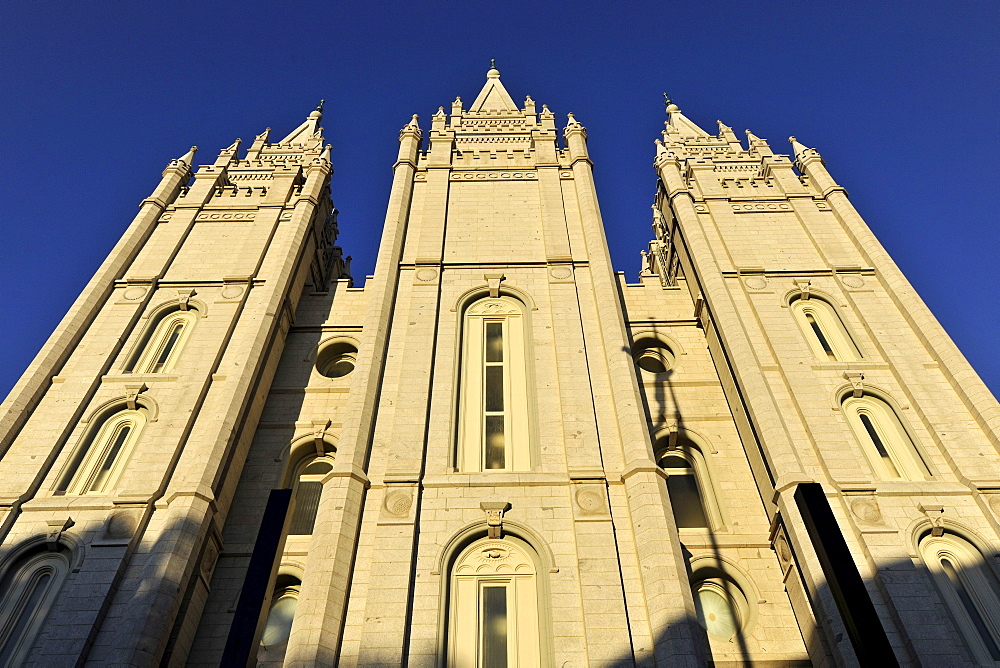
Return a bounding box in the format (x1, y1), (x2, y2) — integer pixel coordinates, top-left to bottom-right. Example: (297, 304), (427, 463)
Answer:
(467, 299), (518, 316)
(46, 518), (74, 551)
(990, 495), (1000, 518)
(104, 510), (139, 540)
(574, 486), (606, 515)
(743, 275), (768, 290)
(840, 275), (865, 289)
(843, 371), (865, 398)
(384, 489), (413, 517)
(481, 501), (511, 539)
(415, 267), (438, 282)
(850, 497), (882, 523)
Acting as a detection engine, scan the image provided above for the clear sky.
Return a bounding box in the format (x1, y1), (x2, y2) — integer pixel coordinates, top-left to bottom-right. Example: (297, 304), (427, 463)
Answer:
(2, 1), (998, 398)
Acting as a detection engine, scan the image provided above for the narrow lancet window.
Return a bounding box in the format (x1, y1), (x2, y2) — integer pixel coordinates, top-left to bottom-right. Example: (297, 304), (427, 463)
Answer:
(0, 549), (71, 665)
(655, 435), (722, 530)
(790, 296), (861, 362)
(458, 296), (531, 472)
(125, 307), (197, 374)
(288, 459), (333, 536)
(920, 532), (1000, 663)
(842, 394), (928, 481)
(56, 408), (146, 495)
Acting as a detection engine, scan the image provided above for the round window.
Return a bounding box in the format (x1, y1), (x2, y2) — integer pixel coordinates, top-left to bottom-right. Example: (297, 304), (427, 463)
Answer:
(692, 577), (747, 641)
(633, 339), (675, 374)
(316, 341), (358, 378)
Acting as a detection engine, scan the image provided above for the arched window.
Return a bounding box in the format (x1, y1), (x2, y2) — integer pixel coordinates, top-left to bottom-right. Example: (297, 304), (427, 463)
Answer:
(919, 532), (1000, 663)
(0, 547), (71, 665)
(790, 296), (861, 362)
(447, 537), (542, 667)
(260, 574), (301, 649)
(287, 456), (334, 536)
(56, 407), (147, 494)
(655, 435), (722, 530)
(692, 573), (749, 642)
(315, 340), (358, 379)
(458, 296), (532, 472)
(125, 307), (197, 373)
(633, 338), (676, 374)
(842, 394), (928, 481)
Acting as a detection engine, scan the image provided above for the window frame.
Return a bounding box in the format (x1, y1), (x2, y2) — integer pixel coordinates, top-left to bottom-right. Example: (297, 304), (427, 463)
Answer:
(654, 435), (724, 531)
(447, 537), (542, 667)
(457, 296), (533, 473)
(842, 394), (929, 481)
(919, 531), (1000, 664)
(790, 296), (862, 362)
(124, 307), (198, 374)
(0, 548), (71, 665)
(55, 407), (147, 495)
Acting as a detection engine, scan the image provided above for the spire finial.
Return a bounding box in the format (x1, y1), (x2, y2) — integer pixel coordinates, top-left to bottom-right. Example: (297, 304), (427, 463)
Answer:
(663, 92), (679, 113)
(491, 58), (496, 69)
(315, 99), (325, 113)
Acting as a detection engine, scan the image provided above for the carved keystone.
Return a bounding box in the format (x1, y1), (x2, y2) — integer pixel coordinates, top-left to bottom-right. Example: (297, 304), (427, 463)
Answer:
(46, 518), (73, 551)
(481, 501), (511, 539)
(842, 372), (865, 398)
(484, 273), (506, 299)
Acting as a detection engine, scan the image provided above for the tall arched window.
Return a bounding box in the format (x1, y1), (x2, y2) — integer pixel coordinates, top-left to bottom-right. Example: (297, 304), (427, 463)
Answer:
(842, 394), (928, 481)
(458, 296), (532, 472)
(125, 307), (197, 373)
(0, 547), (71, 665)
(919, 532), (1000, 663)
(55, 407), (147, 494)
(790, 296), (861, 362)
(287, 456), (334, 536)
(655, 435), (723, 530)
(447, 537), (542, 667)
(259, 574), (302, 660)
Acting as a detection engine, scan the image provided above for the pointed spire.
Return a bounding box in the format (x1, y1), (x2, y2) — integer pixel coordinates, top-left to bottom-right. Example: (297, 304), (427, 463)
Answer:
(788, 136), (811, 159)
(664, 100), (709, 139)
(176, 146), (197, 166)
(214, 139), (241, 165)
(277, 105), (325, 145)
(566, 112), (581, 127)
(469, 61), (519, 113)
(654, 138), (667, 158)
(406, 114), (420, 129)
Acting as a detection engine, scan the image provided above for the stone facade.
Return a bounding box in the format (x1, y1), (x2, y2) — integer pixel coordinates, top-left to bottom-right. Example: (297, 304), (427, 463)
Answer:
(0, 67), (998, 666)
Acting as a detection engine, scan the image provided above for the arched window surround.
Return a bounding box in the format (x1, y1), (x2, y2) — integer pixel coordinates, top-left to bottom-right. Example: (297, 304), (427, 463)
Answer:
(917, 530), (1000, 664)
(435, 526), (554, 667)
(276, 435), (337, 550)
(653, 430), (725, 531)
(688, 555), (759, 646)
(786, 292), (863, 362)
(311, 335), (360, 381)
(0, 545), (72, 665)
(123, 301), (201, 374)
(454, 291), (538, 473)
(54, 403), (149, 495)
(631, 331), (684, 376)
(839, 390), (930, 481)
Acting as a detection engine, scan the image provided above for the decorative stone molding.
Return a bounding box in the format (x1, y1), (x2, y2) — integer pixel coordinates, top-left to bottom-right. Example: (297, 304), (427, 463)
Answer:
(919, 503), (946, 537)
(792, 279), (811, 300)
(46, 518), (74, 551)
(124, 383), (148, 410)
(842, 371), (865, 398)
(484, 273), (506, 298)
(481, 501), (511, 539)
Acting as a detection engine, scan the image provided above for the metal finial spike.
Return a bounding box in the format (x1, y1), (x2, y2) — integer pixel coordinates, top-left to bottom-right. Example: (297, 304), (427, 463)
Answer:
(662, 92), (673, 108)
(315, 99), (325, 113)
(491, 58), (496, 69)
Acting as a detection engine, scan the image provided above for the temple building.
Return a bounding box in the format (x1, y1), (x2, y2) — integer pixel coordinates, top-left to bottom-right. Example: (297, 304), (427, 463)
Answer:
(1, 66), (999, 666)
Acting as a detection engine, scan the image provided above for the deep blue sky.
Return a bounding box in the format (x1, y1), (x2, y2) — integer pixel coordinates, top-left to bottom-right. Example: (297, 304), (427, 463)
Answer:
(2, 1), (998, 399)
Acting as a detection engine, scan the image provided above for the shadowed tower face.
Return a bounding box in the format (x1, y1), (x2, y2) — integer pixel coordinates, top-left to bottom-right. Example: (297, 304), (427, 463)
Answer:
(0, 66), (998, 668)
